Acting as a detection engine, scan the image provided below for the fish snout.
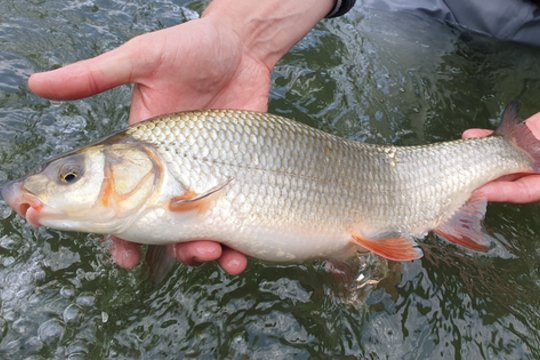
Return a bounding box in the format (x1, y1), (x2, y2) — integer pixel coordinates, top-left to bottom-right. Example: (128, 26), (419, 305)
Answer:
(2, 180), (43, 227)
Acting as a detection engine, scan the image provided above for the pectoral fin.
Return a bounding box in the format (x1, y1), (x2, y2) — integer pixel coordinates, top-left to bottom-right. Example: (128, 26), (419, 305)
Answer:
(350, 232), (423, 261)
(169, 177), (233, 213)
(433, 195), (490, 251)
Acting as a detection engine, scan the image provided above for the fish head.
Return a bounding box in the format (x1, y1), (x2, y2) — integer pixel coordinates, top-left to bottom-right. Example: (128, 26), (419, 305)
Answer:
(2, 143), (163, 233)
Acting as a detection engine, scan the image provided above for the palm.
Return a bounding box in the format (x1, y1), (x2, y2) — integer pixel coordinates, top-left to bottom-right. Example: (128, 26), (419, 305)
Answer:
(126, 19), (271, 123)
(28, 18), (272, 122)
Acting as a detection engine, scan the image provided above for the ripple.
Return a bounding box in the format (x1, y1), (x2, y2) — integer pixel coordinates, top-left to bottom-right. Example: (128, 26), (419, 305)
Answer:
(38, 318), (65, 345)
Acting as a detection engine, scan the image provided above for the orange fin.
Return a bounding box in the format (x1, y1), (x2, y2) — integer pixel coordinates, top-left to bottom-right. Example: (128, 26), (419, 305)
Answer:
(169, 178), (233, 213)
(351, 232), (423, 261)
(433, 195), (490, 252)
(495, 101), (540, 171)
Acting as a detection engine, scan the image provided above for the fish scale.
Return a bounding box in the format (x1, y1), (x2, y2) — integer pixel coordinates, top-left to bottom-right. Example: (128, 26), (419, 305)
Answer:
(125, 110), (531, 252)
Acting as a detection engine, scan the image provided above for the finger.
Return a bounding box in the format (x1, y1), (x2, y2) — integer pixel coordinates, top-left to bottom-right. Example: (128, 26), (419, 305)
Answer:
(218, 247), (248, 275)
(463, 112), (540, 140)
(174, 240), (223, 266)
(110, 236), (141, 269)
(475, 174), (540, 203)
(28, 36), (154, 100)
(462, 129), (493, 139)
(524, 112), (540, 138)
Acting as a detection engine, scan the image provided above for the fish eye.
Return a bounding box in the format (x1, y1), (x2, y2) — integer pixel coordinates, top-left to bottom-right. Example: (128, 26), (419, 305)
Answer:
(58, 163), (83, 185)
(63, 172), (78, 184)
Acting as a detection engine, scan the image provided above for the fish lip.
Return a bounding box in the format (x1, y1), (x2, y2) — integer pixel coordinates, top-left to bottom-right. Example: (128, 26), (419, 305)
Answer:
(2, 180), (43, 228)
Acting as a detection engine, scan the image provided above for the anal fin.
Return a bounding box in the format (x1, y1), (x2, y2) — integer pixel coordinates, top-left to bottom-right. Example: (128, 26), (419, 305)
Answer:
(434, 195), (490, 252)
(351, 232), (423, 262)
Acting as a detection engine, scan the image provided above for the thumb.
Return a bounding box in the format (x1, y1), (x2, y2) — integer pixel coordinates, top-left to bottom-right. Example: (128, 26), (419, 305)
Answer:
(462, 128), (493, 139)
(28, 38), (149, 100)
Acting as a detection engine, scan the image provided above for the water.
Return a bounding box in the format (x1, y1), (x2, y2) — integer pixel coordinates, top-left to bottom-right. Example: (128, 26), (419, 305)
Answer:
(0, 1), (539, 358)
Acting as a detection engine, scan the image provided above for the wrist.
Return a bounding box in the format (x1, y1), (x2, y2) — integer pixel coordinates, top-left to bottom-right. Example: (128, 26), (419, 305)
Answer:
(202, 0), (333, 68)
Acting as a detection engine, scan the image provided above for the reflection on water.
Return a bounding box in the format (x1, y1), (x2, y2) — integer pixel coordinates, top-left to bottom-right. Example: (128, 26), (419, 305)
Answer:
(0, 1), (539, 358)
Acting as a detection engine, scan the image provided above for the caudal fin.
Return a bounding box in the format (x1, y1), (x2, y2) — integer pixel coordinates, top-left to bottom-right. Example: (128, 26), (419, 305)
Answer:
(496, 101), (540, 171)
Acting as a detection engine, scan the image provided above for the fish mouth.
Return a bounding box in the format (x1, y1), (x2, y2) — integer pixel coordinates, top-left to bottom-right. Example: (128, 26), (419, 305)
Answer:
(2, 180), (43, 228)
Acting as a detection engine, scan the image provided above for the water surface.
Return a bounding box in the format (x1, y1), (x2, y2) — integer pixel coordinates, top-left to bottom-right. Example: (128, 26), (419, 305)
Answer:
(0, 1), (539, 358)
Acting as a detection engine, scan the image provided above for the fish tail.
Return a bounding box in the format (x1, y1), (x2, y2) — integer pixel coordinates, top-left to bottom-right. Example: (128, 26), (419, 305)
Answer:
(496, 101), (540, 171)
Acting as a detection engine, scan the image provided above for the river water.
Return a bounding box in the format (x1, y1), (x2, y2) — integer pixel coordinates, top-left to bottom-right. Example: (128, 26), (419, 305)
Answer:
(0, 1), (539, 359)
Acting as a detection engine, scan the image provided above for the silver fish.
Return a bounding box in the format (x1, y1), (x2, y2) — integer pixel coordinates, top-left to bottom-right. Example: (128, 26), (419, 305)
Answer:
(3, 102), (539, 267)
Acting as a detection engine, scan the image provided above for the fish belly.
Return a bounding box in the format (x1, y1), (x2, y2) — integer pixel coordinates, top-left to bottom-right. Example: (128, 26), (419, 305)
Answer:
(115, 203), (355, 262)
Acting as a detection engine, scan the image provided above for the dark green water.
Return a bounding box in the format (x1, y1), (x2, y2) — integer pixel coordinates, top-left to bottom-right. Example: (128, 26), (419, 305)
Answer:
(0, 1), (539, 359)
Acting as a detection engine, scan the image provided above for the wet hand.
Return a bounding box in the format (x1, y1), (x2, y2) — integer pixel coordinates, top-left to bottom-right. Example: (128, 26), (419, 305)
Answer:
(27, 17), (270, 275)
(27, 17), (272, 122)
(463, 112), (540, 203)
(110, 237), (247, 275)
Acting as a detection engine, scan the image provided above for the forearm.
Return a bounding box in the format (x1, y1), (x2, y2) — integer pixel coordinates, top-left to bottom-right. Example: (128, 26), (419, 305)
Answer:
(202, 0), (334, 68)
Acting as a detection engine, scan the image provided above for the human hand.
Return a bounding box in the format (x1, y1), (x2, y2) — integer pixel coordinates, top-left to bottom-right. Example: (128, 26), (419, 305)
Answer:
(28, 17), (272, 122)
(28, 17), (271, 275)
(463, 112), (540, 204)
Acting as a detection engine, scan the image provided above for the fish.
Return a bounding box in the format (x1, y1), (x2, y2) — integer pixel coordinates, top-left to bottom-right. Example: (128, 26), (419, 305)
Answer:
(2, 102), (540, 272)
